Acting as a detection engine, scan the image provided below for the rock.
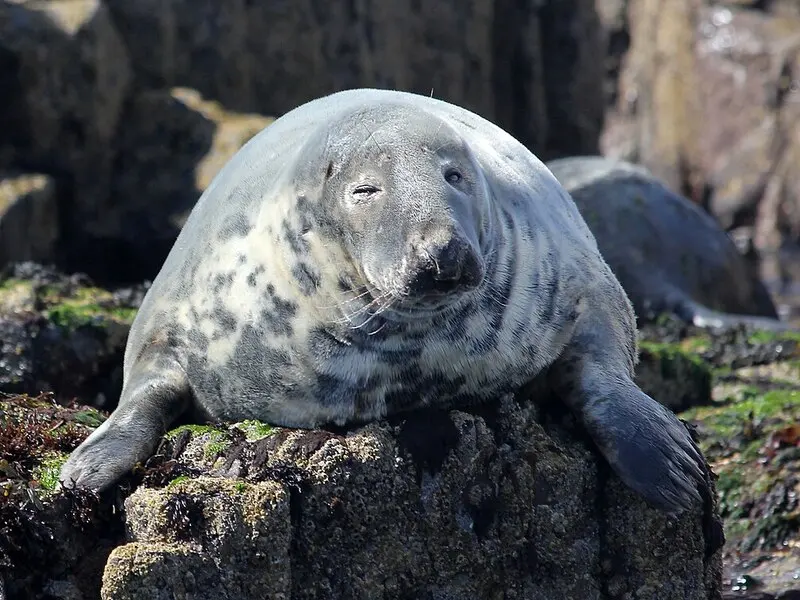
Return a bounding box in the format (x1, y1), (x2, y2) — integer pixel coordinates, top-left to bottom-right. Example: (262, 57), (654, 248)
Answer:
(103, 0), (604, 156)
(533, 0), (606, 157)
(0, 173), (59, 266)
(612, 0), (704, 195)
(694, 6), (800, 256)
(64, 87), (273, 283)
(101, 392), (722, 599)
(0, 0), (131, 210)
(105, 479), (291, 599)
(0, 393), (120, 600)
(0, 263), (143, 407)
(679, 336), (800, 599)
(0, 387), (724, 599)
(103, 0), (249, 111)
(636, 341), (713, 412)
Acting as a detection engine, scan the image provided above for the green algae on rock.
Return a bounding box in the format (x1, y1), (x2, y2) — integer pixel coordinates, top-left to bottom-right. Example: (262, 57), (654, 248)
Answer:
(232, 420), (275, 441)
(165, 424), (233, 462)
(0, 264), (144, 404)
(679, 362), (800, 593)
(0, 393), (124, 600)
(0, 392), (102, 469)
(635, 340), (713, 411)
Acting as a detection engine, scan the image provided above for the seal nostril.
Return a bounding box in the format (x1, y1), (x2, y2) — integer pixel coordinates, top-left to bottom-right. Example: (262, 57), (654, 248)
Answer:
(431, 238), (466, 283)
(407, 237), (482, 297)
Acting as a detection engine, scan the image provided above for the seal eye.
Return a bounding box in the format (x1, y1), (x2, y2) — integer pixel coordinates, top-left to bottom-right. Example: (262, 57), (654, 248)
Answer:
(445, 169), (463, 185)
(352, 184), (380, 201)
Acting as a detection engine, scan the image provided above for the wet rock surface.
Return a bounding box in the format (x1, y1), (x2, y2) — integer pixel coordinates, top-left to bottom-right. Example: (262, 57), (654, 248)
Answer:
(0, 393), (123, 600)
(634, 323), (800, 599)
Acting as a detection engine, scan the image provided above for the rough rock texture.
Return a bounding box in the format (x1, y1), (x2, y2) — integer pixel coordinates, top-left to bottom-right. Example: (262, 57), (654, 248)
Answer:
(103, 393), (723, 600)
(0, 173), (58, 266)
(676, 333), (800, 600)
(636, 341), (712, 412)
(0, 393), (123, 600)
(0, 384), (726, 600)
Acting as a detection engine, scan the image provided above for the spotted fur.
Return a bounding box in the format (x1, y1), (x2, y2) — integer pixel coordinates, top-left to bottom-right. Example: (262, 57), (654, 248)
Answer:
(60, 89), (708, 514)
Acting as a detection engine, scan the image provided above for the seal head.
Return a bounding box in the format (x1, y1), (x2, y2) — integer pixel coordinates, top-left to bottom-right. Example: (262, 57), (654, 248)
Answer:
(305, 105), (489, 312)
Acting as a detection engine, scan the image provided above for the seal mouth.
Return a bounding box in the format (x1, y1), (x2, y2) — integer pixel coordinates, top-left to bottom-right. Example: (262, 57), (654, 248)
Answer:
(348, 278), (472, 323)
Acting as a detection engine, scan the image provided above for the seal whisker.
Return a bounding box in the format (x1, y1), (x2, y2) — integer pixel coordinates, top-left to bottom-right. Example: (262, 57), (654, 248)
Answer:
(316, 287), (373, 311)
(332, 287), (394, 328)
(367, 321), (388, 336)
(347, 290), (395, 330)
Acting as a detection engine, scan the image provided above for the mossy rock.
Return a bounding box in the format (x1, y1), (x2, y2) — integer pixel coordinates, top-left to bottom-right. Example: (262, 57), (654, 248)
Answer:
(0, 264), (145, 403)
(0, 392), (103, 473)
(681, 377), (800, 557)
(1, 276), (138, 332)
(635, 341), (712, 412)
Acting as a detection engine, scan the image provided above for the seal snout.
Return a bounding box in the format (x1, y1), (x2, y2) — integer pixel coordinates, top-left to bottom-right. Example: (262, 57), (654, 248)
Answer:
(408, 235), (484, 299)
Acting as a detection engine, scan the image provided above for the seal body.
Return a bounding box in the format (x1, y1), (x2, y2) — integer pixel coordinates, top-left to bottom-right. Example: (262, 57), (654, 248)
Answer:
(61, 89), (707, 514)
(548, 156), (785, 330)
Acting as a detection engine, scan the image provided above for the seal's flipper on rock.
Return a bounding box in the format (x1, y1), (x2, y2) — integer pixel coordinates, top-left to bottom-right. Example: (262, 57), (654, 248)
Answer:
(561, 370), (705, 513)
(59, 350), (190, 491)
(551, 313), (709, 514)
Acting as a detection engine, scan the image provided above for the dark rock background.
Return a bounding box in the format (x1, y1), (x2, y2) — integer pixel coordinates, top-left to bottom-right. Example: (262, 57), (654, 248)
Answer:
(2, 1), (800, 599)
(3, 0), (799, 306)
(0, 0), (607, 284)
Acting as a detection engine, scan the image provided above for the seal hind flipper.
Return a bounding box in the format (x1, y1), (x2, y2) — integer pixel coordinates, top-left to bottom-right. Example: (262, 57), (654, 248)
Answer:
(676, 298), (792, 332)
(551, 310), (709, 514)
(59, 350), (190, 491)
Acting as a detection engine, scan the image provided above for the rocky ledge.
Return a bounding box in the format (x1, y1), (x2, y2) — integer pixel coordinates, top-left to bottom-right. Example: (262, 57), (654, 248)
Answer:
(2, 389), (723, 600)
(12, 264), (800, 599)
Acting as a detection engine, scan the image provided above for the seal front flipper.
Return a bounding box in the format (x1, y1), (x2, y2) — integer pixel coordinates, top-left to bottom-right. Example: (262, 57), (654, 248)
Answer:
(59, 350), (190, 491)
(551, 319), (709, 514)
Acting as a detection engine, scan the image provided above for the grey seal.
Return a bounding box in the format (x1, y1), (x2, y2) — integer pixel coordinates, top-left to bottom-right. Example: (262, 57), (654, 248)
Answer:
(60, 89), (708, 514)
(547, 155), (786, 331)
